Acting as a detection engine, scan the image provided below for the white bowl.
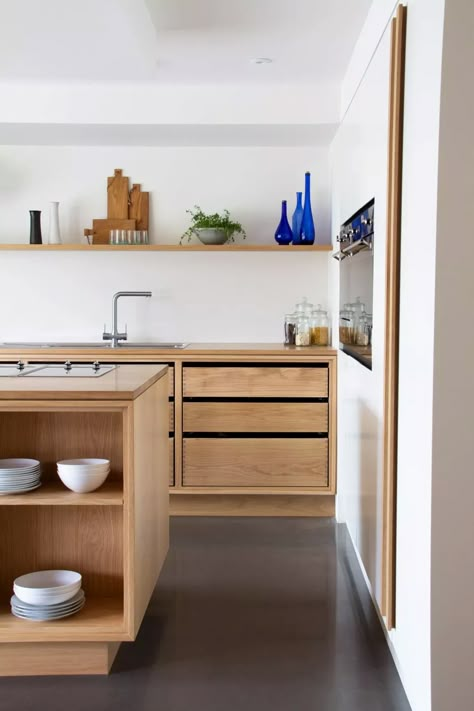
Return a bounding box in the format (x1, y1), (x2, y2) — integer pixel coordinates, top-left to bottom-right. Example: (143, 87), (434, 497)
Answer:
(57, 458), (110, 468)
(57, 468), (109, 493)
(58, 464), (110, 474)
(14, 570), (82, 605)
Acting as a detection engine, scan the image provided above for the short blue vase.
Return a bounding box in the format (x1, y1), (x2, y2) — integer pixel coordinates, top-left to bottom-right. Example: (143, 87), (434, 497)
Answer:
(300, 172), (315, 244)
(274, 200), (293, 245)
(291, 191), (304, 244)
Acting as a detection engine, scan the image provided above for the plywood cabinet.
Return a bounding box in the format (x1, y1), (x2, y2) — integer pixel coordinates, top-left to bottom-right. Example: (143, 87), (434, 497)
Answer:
(175, 360), (336, 504)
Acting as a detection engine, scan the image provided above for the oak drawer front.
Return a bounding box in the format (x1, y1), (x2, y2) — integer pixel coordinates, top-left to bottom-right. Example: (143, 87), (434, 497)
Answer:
(183, 438), (328, 488)
(169, 437), (174, 486)
(183, 366), (328, 398)
(169, 402), (174, 432)
(183, 401), (328, 433)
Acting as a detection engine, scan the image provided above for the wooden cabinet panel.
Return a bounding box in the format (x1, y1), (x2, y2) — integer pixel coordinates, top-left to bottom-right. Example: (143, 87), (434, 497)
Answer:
(169, 402), (174, 431)
(183, 366), (328, 398)
(168, 367), (174, 397)
(183, 401), (328, 433)
(183, 438), (328, 488)
(169, 437), (174, 486)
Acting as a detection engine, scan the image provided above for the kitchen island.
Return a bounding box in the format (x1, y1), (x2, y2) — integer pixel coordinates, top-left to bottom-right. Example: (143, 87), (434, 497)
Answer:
(0, 364), (169, 676)
(0, 345), (337, 517)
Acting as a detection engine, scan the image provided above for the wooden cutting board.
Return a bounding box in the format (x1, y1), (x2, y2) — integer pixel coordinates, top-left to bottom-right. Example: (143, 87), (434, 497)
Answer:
(107, 169), (129, 219)
(128, 183), (149, 230)
(89, 218), (136, 245)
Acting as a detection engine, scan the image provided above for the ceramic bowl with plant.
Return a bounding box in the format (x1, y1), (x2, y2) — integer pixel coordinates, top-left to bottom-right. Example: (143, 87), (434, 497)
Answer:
(180, 206), (246, 245)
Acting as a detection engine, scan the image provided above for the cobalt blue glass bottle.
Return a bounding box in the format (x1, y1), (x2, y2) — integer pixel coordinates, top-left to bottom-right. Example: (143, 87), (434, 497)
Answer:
(274, 200), (293, 245)
(300, 172), (315, 244)
(291, 191), (304, 244)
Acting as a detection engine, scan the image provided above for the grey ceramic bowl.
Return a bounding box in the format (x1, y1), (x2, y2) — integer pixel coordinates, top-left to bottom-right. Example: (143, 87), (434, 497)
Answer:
(195, 228), (229, 245)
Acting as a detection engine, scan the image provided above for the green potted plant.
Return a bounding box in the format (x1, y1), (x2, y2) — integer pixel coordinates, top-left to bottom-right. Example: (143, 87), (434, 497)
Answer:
(180, 205), (246, 245)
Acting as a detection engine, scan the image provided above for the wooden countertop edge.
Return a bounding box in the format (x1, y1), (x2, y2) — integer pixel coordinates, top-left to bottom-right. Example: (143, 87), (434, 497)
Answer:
(0, 364), (168, 401)
(0, 344), (338, 359)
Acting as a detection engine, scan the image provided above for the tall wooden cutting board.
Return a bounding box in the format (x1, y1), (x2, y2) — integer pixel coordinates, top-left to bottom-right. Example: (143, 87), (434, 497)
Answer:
(107, 169), (129, 219)
(129, 183), (149, 230)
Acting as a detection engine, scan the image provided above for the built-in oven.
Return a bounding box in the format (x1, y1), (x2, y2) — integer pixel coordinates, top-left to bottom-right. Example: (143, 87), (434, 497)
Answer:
(333, 199), (374, 369)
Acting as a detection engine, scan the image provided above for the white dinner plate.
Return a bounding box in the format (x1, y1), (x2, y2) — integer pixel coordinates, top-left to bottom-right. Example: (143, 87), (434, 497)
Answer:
(11, 601), (85, 621)
(0, 483), (42, 495)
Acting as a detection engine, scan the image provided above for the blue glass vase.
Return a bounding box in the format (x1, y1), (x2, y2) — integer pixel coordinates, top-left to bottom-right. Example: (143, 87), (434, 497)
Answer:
(300, 172), (315, 244)
(274, 200), (293, 245)
(291, 191), (304, 244)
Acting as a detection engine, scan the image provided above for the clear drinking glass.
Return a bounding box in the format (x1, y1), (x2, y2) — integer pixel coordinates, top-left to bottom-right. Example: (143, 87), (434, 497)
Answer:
(109, 229), (119, 245)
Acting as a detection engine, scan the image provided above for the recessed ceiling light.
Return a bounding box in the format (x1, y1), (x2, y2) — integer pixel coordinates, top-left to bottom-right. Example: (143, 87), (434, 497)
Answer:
(252, 57), (273, 65)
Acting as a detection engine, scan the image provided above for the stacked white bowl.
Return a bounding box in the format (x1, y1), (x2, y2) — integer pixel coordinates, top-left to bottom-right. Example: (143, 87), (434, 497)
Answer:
(11, 570), (85, 621)
(57, 458), (110, 493)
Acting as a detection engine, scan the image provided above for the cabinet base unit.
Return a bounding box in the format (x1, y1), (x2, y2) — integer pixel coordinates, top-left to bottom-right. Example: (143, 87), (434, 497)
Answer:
(0, 365), (170, 676)
(0, 641), (121, 676)
(170, 494), (335, 517)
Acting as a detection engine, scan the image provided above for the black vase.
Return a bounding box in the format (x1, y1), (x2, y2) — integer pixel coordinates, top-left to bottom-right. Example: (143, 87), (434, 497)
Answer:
(29, 210), (42, 245)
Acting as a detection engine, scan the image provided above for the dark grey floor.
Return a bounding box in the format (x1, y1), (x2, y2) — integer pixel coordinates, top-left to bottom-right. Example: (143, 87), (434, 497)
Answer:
(0, 518), (411, 711)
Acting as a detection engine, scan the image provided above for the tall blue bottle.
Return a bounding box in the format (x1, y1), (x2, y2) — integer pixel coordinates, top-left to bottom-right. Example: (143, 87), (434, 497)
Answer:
(300, 172), (315, 244)
(291, 191), (304, 245)
(274, 200), (293, 245)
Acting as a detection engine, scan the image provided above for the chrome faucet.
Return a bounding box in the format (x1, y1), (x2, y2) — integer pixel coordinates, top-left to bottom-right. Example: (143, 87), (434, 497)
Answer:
(103, 291), (152, 348)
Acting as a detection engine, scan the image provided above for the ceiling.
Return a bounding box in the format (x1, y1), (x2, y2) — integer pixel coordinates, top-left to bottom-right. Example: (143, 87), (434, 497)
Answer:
(0, 0), (372, 84)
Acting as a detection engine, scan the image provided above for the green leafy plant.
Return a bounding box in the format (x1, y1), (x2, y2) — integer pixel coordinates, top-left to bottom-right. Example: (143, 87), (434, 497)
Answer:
(180, 205), (247, 244)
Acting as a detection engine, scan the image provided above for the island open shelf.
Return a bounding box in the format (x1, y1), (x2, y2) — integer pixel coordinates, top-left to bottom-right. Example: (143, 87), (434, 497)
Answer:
(0, 364), (170, 675)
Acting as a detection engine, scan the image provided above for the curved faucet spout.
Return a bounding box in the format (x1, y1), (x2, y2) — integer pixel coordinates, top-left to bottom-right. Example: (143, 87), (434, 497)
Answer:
(103, 291), (153, 348)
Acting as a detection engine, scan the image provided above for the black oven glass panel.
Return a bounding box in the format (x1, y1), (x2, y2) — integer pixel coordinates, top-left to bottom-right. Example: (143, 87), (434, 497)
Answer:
(335, 199), (374, 370)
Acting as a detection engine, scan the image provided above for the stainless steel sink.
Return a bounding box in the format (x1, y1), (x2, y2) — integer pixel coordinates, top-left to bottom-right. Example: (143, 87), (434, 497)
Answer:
(1, 342), (188, 350)
(118, 343), (188, 349)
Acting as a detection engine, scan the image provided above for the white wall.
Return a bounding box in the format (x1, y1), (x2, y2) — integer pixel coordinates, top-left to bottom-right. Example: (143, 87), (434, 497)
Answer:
(332, 1), (446, 710)
(0, 145), (330, 342)
(430, 1), (474, 708)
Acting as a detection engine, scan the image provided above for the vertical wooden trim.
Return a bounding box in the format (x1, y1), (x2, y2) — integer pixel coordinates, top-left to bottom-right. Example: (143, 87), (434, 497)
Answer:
(382, 4), (407, 629)
(174, 361), (183, 488)
(122, 404), (134, 636)
(328, 359), (338, 494)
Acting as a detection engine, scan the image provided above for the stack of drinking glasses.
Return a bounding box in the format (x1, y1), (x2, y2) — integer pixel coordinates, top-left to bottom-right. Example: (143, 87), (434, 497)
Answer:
(109, 229), (149, 245)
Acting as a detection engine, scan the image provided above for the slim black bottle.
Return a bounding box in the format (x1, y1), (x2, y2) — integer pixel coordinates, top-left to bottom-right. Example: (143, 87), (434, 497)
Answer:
(29, 210), (42, 245)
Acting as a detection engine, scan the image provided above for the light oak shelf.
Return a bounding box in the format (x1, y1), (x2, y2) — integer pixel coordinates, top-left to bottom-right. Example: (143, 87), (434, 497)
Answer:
(0, 244), (332, 252)
(0, 597), (125, 643)
(0, 481), (123, 506)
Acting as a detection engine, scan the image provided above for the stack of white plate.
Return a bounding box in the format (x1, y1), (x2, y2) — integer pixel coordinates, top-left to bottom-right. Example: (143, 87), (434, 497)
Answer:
(57, 458), (110, 493)
(11, 570), (84, 621)
(0, 458), (41, 495)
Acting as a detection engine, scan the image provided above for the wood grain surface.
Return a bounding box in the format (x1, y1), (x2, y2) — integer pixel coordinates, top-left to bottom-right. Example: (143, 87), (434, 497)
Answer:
(183, 437), (328, 488)
(183, 401), (328, 433)
(107, 169), (129, 219)
(183, 366), (329, 397)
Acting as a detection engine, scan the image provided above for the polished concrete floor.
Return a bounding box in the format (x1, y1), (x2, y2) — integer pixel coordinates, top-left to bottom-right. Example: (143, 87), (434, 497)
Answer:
(1, 518), (411, 711)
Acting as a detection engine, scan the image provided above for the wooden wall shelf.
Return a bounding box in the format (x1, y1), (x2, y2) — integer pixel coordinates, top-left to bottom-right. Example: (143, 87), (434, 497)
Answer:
(0, 244), (332, 252)
(0, 481), (123, 506)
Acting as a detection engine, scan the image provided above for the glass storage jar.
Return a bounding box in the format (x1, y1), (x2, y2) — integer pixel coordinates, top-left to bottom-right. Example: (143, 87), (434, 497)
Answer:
(356, 309), (369, 346)
(295, 314), (311, 346)
(284, 313), (298, 345)
(339, 304), (352, 344)
(310, 305), (330, 346)
(295, 297), (314, 316)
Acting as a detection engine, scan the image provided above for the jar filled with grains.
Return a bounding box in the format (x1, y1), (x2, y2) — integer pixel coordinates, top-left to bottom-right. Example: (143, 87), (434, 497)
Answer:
(295, 314), (311, 346)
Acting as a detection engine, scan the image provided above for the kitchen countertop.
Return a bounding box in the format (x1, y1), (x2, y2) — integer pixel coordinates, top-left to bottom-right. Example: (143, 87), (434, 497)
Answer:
(0, 364), (168, 400)
(0, 343), (337, 360)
